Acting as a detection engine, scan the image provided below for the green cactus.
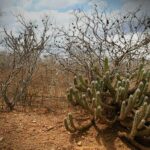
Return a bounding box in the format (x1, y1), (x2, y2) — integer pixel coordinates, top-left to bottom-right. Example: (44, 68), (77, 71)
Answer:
(79, 75), (88, 88)
(64, 58), (150, 149)
(74, 76), (78, 85)
(67, 87), (76, 105)
(130, 110), (140, 138)
(137, 119), (145, 130)
(64, 113), (94, 133)
(103, 72), (116, 96)
(104, 57), (109, 73)
(130, 102), (150, 138)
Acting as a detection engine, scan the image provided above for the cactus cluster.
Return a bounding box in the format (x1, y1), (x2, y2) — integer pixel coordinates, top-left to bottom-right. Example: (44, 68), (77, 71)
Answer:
(64, 58), (150, 149)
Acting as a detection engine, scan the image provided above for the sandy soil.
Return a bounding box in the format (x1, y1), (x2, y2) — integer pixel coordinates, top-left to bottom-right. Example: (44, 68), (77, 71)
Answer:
(0, 99), (135, 150)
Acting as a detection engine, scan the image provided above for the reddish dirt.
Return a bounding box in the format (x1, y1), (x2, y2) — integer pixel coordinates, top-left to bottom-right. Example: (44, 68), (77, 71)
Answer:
(0, 99), (135, 150)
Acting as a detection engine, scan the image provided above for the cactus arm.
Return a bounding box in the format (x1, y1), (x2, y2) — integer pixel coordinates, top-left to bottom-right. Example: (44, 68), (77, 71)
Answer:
(68, 113), (76, 129)
(118, 132), (150, 150)
(74, 76), (78, 86)
(75, 119), (94, 132)
(144, 104), (150, 119)
(96, 92), (116, 110)
(87, 88), (93, 99)
(74, 90), (83, 106)
(95, 106), (117, 124)
(130, 110), (140, 138)
(67, 93), (76, 105)
(103, 72), (116, 96)
(79, 75), (88, 88)
(64, 113), (94, 133)
(64, 118), (76, 133)
(119, 101), (126, 120)
(130, 102), (149, 138)
(137, 119), (145, 130)
(136, 127), (150, 137)
(104, 57), (109, 73)
(82, 94), (93, 114)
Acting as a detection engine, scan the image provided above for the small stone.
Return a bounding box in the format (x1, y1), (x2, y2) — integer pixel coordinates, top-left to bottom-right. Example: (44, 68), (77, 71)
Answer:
(32, 128), (36, 131)
(77, 141), (82, 146)
(51, 137), (55, 140)
(32, 120), (36, 123)
(0, 137), (4, 142)
(46, 126), (54, 131)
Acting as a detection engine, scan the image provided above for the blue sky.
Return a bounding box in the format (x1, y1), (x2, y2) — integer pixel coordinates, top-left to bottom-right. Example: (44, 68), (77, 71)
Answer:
(22, 0), (123, 12)
(0, 0), (123, 13)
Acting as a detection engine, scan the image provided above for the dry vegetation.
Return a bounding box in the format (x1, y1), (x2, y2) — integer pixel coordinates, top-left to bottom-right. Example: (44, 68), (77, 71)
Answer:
(0, 6), (150, 150)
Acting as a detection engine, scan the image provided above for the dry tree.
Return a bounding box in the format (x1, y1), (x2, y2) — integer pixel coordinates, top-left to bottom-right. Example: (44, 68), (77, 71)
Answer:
(0, 15), (52, 110)
(54, 7), (150, 80)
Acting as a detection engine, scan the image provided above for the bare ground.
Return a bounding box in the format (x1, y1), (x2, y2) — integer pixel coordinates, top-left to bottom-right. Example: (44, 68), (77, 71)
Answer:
(0, 99), (135, 150)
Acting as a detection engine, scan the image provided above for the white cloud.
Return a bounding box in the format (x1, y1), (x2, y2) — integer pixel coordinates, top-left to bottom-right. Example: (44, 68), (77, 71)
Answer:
(0, 0), (13, 10)
(121, 0), (150, 15)
(35, 0), (87, 10)
(0, 0), (88, 12)
(0, 0), (89, 26)
(2, 0), (149, 33)
(0, 0), (109, 27)
(88, 0), (107, 8)
(0, 7), (74, 35)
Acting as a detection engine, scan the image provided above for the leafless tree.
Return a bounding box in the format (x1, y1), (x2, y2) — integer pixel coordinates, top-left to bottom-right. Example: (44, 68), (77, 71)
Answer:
(53, 6), (150, 80)
(0, 15), (52, 110)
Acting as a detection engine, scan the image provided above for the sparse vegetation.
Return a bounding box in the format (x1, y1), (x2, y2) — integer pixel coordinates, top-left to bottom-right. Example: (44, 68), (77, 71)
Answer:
(0, 5), (150, 150)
